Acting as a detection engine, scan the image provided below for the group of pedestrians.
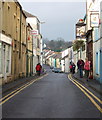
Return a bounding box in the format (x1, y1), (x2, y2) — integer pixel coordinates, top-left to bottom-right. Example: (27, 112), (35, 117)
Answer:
(69, 57), (92, 81)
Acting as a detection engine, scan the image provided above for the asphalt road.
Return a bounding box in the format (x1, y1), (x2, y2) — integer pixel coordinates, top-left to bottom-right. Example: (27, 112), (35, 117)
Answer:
(2, 65), (101, 118)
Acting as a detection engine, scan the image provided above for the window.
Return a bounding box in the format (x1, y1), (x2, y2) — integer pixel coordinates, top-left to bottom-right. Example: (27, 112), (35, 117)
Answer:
(37, 38), (39, 48)
(0, 42), (2, 74)
(82, 45), (85, 51)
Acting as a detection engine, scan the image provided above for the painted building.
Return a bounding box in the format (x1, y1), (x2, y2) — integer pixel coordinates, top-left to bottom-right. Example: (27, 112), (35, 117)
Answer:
(86, 0), (97, 79)
(54, 53), (61, 68)
(100, 1), (102, 83)
(26, 23), (33, 77)
(87, 0), (102, 83)
(61, 48), (69, 72)
(24, 10), (42, 74)
(75, 17), (86, 63)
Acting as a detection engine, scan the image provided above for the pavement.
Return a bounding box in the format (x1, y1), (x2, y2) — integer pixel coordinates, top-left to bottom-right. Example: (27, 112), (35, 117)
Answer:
(72, 72), (102, 96)
(1, 71), (46, 95)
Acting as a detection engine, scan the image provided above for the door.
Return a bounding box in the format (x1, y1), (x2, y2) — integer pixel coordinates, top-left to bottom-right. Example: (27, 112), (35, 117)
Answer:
(3, 44), (7, 81)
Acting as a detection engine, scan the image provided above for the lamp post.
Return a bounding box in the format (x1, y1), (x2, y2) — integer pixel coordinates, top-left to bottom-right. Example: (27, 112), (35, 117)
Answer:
(40, 21), (45, 66)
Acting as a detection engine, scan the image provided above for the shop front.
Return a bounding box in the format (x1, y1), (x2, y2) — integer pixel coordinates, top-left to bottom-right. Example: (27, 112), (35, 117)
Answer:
(0, 33), (12, 84)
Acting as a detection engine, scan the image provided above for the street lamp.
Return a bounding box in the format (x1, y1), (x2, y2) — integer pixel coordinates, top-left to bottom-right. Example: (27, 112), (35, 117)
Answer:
(40, 21), (45, 66)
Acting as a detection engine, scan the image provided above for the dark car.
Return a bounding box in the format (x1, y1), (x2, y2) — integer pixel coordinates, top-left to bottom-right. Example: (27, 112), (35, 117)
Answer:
(52, 67), (62, 73)
(50, 66), (54, 69)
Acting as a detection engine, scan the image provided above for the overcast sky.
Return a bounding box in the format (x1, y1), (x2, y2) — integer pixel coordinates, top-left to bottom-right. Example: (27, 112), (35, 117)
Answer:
(20, 2), (86, 41)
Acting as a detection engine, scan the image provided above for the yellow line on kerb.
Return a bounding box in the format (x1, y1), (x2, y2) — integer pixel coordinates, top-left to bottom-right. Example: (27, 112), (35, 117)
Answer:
(0, 73), (48, 105)
(68, 74), (102, 113)
(70, 74), (102, 104)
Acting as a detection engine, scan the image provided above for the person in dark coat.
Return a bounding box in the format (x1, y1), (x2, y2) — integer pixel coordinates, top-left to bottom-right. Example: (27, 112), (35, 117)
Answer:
(77, 59), (84, 78)
(72, 62), (76, 74)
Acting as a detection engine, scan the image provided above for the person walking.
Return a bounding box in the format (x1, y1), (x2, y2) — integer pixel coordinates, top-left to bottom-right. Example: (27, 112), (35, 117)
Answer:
(84, 58), (90, 81)
(72, 62), (76, 74)
(36, 63), (42, 76)
(69, 62), (73, 73)
(77, 59), (84, 78)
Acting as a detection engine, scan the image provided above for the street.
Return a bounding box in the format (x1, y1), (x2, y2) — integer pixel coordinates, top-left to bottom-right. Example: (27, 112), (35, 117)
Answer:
(2, 66), (101, 118)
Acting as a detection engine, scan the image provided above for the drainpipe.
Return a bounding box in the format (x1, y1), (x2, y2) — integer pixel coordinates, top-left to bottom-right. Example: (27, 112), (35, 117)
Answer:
(26, 25), (28, 77)
(19, 7), (22, 59)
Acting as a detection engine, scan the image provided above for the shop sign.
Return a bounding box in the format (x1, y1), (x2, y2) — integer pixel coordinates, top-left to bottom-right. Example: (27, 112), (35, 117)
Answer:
(31, 30), (38, 36)
(76, 25), (86, 38)
(90, 13), (99, 27)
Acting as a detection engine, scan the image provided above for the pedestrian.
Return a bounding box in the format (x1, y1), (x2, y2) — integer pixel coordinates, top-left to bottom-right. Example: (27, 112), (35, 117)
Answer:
(72, 62), (76, 74)
(77, 59), (85, 78)
(84, 58), (90, 81)
(69, 62), (73, 73)
(36, 63), (42, 76)
(69, 61), (73, 73)
(89, 61), (93, 79)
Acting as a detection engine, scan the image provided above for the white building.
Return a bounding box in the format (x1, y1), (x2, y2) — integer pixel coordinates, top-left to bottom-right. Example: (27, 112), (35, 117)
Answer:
(61, 48), (69, 73)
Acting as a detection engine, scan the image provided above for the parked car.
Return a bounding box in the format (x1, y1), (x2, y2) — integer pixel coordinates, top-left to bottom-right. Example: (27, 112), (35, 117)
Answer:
(50, 66), (54, 69)
(52, 67), (63, 73)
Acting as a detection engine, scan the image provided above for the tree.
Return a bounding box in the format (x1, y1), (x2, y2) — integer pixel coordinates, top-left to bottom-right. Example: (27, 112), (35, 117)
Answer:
(73, 40), (84, 51)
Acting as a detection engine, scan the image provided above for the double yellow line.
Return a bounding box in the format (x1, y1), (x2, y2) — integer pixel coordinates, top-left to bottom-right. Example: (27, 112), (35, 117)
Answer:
(68, 74), (102, 113)
(0, 74), (48, 105)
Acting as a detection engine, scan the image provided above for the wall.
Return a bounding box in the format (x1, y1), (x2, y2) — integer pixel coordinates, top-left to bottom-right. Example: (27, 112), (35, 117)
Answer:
(65, 57), (69, 73)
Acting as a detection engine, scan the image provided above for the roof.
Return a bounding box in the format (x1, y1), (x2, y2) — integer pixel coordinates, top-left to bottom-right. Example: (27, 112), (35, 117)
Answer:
(61, 54), (68, 60)
(51, 53), (62, 59)
(54, 53), (62, 59)
(23, 10), (41, 23)
(23, 10), (36, 18)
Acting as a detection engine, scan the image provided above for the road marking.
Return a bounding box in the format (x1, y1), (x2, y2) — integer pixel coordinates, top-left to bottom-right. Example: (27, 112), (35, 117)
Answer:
(0, 81), (32, 102)
(70, 75), (102, 104)
(68, 74), (102, 113)
(0, 73), (48, 105)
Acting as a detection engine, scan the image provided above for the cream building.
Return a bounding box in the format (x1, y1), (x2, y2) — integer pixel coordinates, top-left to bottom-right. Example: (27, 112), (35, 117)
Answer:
(1, 1), (27, 84)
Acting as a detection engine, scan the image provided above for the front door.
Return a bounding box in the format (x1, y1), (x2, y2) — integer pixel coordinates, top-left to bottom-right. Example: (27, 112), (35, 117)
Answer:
(3, 44), (7, 81)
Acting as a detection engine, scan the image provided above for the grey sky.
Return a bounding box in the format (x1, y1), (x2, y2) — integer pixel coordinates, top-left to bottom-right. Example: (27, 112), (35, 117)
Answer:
(20, 2), (86, 41)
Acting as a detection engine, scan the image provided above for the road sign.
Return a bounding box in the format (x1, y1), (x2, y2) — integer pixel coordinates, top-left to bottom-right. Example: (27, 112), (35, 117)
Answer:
(31, 30), (38, 35)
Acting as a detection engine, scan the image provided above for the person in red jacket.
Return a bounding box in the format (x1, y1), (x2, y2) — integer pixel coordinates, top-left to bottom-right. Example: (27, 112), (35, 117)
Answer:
(84, 58), (90, 81)
(36, 63), (42, 76)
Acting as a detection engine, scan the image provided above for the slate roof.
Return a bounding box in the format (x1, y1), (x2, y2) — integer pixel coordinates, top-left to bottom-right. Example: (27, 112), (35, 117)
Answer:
(23, 10), (36, 18)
